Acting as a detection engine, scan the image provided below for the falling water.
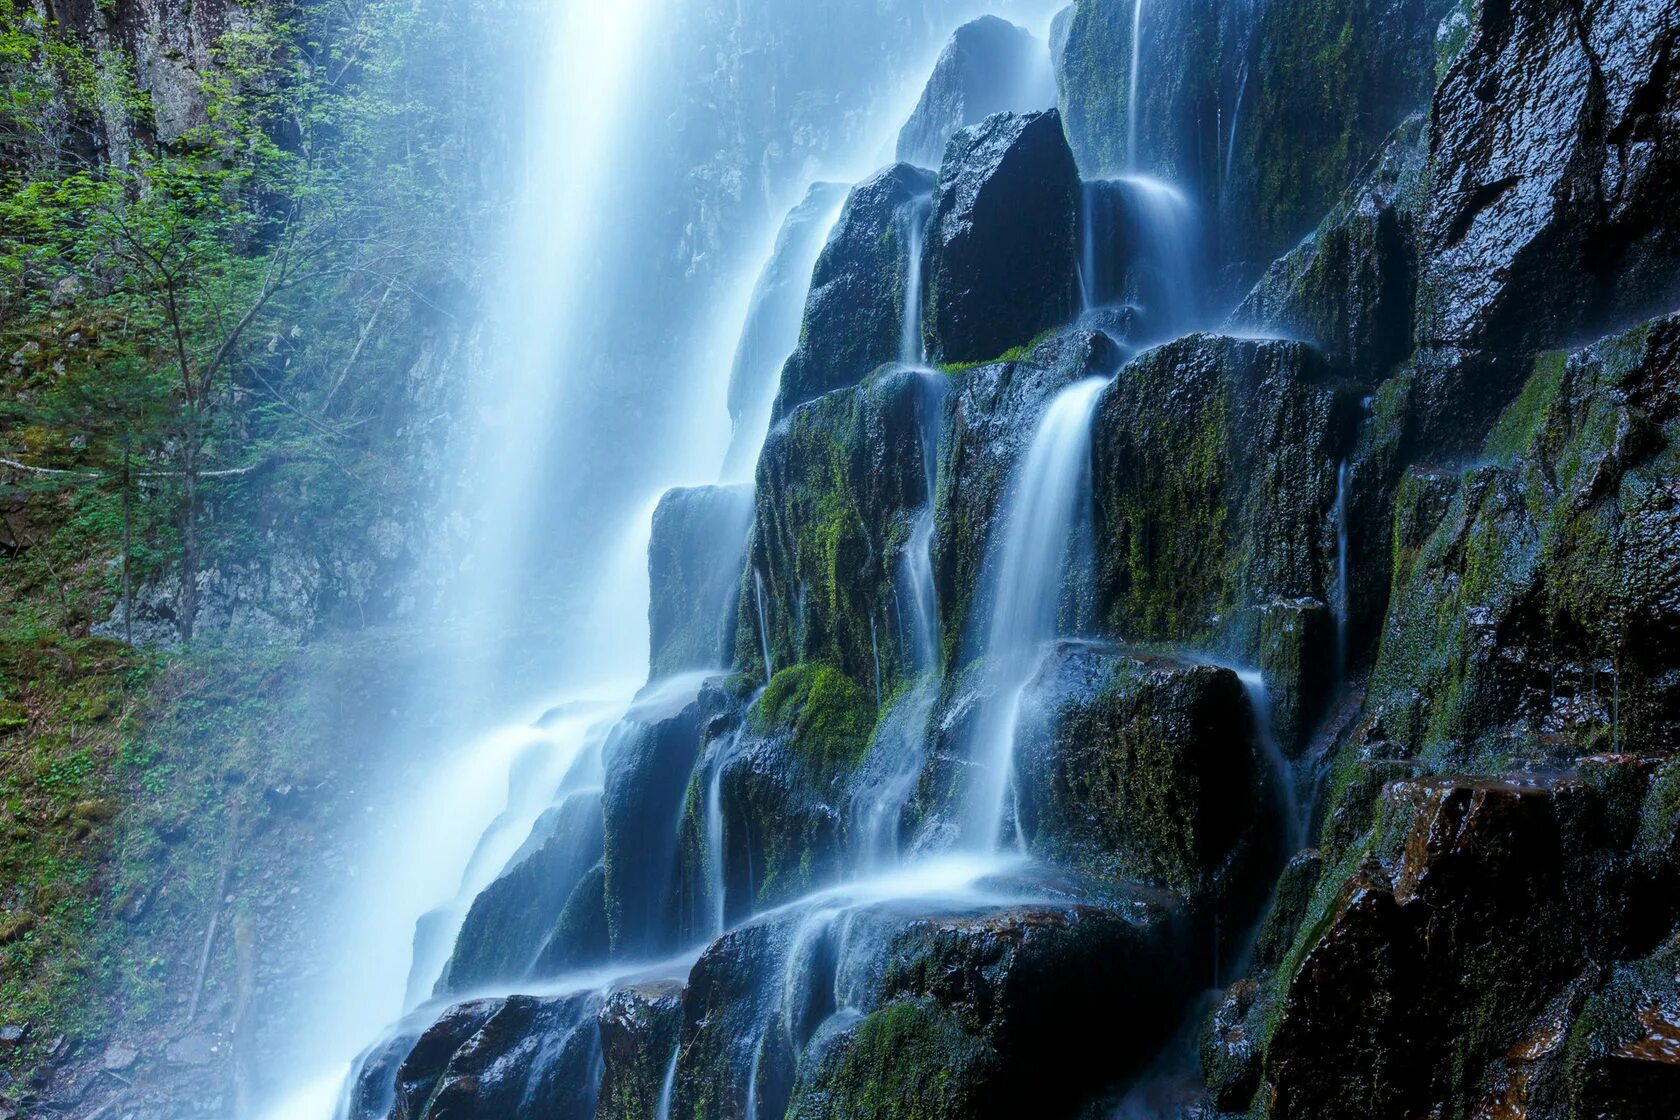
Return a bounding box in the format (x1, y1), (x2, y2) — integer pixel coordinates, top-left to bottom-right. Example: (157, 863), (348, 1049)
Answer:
(899, 193), (935, 367)
(654, 1048), (679, 1120)
(899, 370), (949, 675)
(1332, 459), (1352, 684)
(754, 568), (775, 678)
(964, 376), (1109, 851)
(1127, 0), (1146, 166)
(1079, 176), (1199, 339)
(1236, 670), (1304, 851)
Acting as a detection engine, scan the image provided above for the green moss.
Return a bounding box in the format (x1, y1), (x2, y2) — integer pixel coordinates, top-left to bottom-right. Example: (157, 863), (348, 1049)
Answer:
(1484, 349), (1566, 465)
(751, 662), (875, 778)
(789, 1000), (995, 1120)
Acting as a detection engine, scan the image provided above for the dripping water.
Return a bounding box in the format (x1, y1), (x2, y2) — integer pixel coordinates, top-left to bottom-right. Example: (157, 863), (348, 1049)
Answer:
(1236, 670), (1304, 851)
(754, 568), (775, 679)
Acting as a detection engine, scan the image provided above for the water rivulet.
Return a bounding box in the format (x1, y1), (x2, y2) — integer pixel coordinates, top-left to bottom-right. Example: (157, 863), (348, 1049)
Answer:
(274, 0), (1680, 1117)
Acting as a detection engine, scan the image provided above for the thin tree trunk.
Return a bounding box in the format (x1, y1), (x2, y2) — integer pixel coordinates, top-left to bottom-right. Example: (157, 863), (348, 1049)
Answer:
(180, 441), (198, 643)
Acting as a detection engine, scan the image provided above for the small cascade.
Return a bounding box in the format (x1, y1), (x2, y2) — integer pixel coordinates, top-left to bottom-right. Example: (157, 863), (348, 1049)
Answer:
(1236, 670), (1304, 851)
(1332, 458), (1352, 685)
(1079, 175), (1200, 340)
(754, 568), (775, 679)
(1127, 0), (1146, 166)
(898, 369), (949, 675)
(964, 376), (1109, 852)
(898, 193), (934, 367)
(654, 1047), (679, 1120)
(850, 678), (938, 869)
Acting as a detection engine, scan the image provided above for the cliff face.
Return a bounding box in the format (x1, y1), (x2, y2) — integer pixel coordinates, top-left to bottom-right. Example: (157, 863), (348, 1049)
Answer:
(6, 0), (1680, 1117)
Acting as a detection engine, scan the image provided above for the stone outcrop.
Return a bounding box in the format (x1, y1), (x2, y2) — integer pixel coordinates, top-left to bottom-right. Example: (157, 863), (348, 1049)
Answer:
(774, 166), (936, 418)
(896, 17), (1057, 169)
(924, 111), (1081, 364)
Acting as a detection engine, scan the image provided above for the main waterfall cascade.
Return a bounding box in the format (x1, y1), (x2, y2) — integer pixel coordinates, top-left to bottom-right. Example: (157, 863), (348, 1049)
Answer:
(262, 3), (1349, 1118)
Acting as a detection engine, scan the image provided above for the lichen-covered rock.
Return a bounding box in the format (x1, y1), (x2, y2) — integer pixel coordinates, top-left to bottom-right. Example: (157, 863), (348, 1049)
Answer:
(743, 368), (946, 694)
(896, 17), (1056, 169)
(1229, 115), (1428, 384)
(935, 327), (1124, 665)
(786, 998), (999, 1120)
(1090, 335), (1354, 687)
(1012, 643), (1277, 919)
(648, 485), (755, 677)
(596, 980), (684, 1120)
(924, 111), (1081, 364)
(774, 165), (936, 418)
(1414, 0), (1680, 446)
(1367, 314), (1680, 769)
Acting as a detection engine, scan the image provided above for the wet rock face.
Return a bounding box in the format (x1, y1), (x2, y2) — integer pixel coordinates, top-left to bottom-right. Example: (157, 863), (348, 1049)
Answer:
(1264, 772), (1666, 1119)
(602, 681), (728, 957)
(1090, 334), (1352, 657)
(1367, 314), (1680, 768)
(374, 995), (601, 1120)
(1013, 643), (1276, 915)
(1415, 0), (1680, 444)
(596, 981), (683, 1120)
(648, 485), (755, 677)
(744, 368), (944, 693)
(896, 16), (1056, 169)
(774, 165), (937, 419)
(924, 110), (1081, 364)
(435, 790), (606, 995)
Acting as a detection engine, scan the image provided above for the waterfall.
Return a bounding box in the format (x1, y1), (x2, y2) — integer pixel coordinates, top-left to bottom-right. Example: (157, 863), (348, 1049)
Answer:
(1236, 670), (1304, 851)
(1079, 176), (1199, 339)
(1127, 0), (1146, 167)
(964, 376), (1109, 852)
(899, 193), (934, 367)
(754, 569), (775, 678)
(899, 370), (949, 675)
(1332, 459), (1352, 684)
(653, 1048), (679, 1120)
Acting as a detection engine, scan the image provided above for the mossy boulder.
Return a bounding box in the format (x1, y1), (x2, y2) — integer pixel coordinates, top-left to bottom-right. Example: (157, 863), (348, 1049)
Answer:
(742, 368), (945, 697)
(774, 165), (936, 419)
(924, 110), (1081, 364)
(1366, 314), (1680, 769)
(896, 17), (1056, 169)
(786, 998), (999, 1120)
(596, 980), (684, 1120)
(648, 484), (755, 677)
(1090, 333), (1355, 738)
(1222, 0), (1447, 282)
(1012, 643), (1278, 921)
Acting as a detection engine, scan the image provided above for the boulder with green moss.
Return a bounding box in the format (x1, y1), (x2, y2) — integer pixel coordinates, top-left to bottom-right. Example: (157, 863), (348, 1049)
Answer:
(1012, 642), (1278, 922)
(741, 368), (946, 696)
(596, 981), (684, 1120)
